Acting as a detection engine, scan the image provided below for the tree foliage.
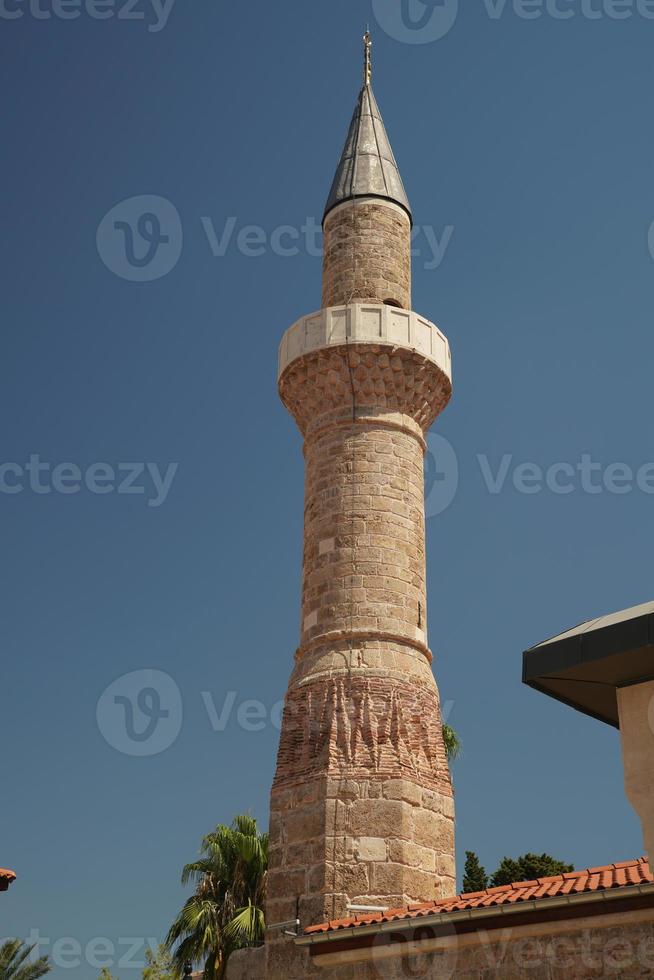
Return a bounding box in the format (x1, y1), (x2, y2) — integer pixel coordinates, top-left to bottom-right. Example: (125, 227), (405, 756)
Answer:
(490, 853), (574, 888)
(0, 940), (50, 980)
(142, 945), (175, 979)
(462, 851), (488, 892)
(461, 851), (574, 893)
(165, 814), (268, 980)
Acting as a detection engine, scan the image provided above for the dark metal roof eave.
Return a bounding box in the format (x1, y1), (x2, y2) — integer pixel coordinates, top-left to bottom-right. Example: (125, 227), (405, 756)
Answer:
(522, 601), (654, 726)
(522, 669), (620, 729)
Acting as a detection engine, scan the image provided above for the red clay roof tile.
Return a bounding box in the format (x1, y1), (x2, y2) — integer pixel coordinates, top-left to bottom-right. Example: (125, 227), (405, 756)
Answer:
(304, 858), (652, 936)
(0, 869), (16, 892)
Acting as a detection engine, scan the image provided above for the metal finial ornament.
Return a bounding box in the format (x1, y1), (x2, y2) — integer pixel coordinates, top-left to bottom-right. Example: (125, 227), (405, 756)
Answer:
(363, 30), (372, 86)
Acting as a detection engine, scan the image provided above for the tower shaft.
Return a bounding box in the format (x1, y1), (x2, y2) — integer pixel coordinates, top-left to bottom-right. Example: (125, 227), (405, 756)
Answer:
(268, 300), (455, 931)
(322, 199), (411, 310)
(266, 58), (455, 979)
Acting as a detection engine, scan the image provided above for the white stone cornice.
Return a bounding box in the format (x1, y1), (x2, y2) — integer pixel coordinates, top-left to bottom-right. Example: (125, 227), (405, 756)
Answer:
(278, 303), (452, 382)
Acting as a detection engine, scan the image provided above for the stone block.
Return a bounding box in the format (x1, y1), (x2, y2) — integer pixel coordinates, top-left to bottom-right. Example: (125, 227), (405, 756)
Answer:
(354, 836), (387, 862)
(348, 798), (407, 837)
(382, 779), (423, 806)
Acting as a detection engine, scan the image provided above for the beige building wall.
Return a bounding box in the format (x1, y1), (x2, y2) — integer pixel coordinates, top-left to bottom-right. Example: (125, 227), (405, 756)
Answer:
(229, 908), (654, 979)
(618, 680), (654, 863)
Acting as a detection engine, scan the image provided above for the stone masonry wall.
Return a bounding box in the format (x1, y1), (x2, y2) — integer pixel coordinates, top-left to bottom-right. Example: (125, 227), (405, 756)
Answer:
(322, 200), (412, 310)
(301, 420), (428, 648)
(266, 341), (455, 980)
(234, 911), (654, 980)
(266, 171), (452, 978)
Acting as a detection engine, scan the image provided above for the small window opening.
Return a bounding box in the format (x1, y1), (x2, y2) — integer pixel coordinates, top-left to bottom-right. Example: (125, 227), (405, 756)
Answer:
(384, 298), (403, 309)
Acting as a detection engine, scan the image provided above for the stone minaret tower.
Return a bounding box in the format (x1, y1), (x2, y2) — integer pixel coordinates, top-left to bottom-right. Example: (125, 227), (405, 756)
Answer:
(267, 34), (455, 954)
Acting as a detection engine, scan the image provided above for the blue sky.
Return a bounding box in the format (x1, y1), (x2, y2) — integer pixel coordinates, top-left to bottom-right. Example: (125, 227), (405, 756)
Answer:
(3, 0), (654, 976)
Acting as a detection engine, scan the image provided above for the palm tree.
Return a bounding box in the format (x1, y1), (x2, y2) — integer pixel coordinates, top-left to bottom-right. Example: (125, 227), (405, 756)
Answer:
(0, 940), (50, 979)
(166, 814), (268, 980)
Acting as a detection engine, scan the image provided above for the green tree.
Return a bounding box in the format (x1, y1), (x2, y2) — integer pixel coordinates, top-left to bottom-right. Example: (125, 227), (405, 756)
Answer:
(143, 945), (175, 979)
(462, 851), (488, 892)
(97, 970), (117, 980)
(442, 724), (461, 761)
(490, 853), (574, 888)
(0, 940), (50, 980)
(166, 814), (268, 980)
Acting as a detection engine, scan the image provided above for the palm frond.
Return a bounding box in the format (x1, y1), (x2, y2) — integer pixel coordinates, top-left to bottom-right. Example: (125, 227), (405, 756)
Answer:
(223, 903), (265, 946)
(0, 940), (50, 979)
(167, 815), (267, 979)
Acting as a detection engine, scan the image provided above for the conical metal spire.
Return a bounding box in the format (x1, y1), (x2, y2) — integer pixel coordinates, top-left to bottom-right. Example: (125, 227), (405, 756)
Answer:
(323, 33), (412, 225)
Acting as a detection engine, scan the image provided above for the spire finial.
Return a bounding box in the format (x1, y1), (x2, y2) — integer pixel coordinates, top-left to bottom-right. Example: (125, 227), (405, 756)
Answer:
(363, 29), (372, 86)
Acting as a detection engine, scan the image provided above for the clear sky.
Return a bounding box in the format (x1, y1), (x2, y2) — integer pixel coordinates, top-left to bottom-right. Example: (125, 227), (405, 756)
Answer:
(3, 1), (654, 976)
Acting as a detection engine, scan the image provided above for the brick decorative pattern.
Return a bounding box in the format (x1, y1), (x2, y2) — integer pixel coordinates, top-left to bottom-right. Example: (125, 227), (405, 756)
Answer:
(322, 200), (412, 311)
(272, 674), (451, 791)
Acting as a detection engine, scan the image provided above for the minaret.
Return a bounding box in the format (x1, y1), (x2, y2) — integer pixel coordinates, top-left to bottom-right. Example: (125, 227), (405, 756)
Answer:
(267, 33), (455, 957)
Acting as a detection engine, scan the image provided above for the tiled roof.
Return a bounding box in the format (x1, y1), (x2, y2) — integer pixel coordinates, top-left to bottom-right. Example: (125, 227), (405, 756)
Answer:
(305, 858), (652, 935)
(0, 869), (16, 891)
